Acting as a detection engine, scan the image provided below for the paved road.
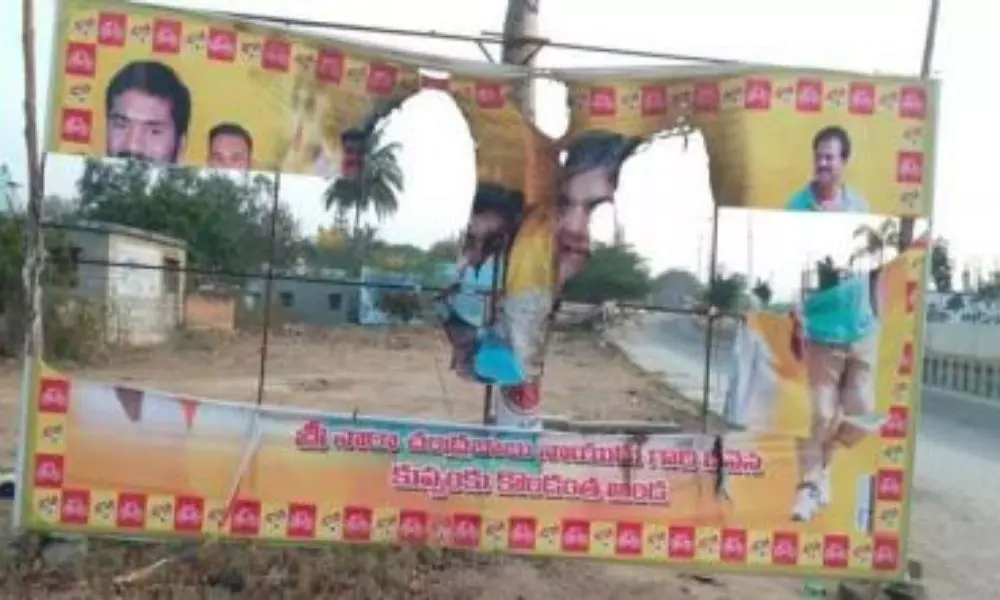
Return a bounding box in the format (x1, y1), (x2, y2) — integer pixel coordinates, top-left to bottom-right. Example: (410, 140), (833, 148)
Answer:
(613, 314), (1000, 597)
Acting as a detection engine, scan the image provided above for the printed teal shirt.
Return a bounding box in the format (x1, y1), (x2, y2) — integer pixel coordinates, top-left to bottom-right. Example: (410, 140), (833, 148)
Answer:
(786, 184), (869, 213)
(802, 274), (877, 345)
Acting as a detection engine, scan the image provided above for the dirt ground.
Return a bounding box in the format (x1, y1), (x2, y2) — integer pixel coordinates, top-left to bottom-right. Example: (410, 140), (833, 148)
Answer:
(0, 327), (812, 598)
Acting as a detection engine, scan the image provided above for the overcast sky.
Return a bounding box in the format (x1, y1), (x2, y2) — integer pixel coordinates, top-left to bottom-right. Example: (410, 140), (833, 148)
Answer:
(1, 0), (988, 299)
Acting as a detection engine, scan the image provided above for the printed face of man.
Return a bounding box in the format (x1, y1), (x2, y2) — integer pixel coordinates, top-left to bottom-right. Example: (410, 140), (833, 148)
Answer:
(209, 133), (252, 170)
(557, 167), (615, 286)
(813, 137), (846, 189)
(107, 89), (184, 164)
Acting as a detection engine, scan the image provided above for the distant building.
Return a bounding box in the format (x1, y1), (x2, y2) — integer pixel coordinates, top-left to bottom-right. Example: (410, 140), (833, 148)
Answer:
(244, 268), (355, 327)
(54, 220), (187, 346)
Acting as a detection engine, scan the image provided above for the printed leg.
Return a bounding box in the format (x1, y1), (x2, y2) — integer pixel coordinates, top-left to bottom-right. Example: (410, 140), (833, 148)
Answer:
(793, 342), (845, 522)
(835, 331), (879, 447)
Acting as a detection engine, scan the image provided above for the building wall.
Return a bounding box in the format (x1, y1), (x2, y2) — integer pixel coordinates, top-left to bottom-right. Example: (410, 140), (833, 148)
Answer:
(185, 292), (236, 331)
(105, 232), (186, 345)
(245, 277), (354, 327)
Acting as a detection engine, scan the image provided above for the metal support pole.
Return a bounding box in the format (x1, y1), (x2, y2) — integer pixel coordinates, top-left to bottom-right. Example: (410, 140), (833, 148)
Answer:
(254, 172), (282, 407)
(701, 204), (722, 432)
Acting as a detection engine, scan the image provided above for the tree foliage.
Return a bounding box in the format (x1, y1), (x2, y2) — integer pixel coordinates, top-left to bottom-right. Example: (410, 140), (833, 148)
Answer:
(751, 279), (773, 307)
(76, 159), (301, 275)
(851, 218), (899, 267)
(562, 243), (652, 304)
(816, 256), (842, 291)
(704, 271), (748, 312)
(930, 237), (953, 293)
(376, 290), (422, 323)
(322, 127), (405, 236)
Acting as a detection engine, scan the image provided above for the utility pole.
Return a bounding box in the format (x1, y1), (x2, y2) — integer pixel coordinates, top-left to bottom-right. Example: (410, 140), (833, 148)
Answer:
(21, 0), (44, 360)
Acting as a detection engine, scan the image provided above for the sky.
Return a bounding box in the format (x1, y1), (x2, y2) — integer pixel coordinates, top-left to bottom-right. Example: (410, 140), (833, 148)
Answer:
(1, 0), (992, 300)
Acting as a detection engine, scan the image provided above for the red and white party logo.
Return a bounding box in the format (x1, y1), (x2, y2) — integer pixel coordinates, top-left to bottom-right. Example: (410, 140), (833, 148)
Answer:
(97, 12), (127, 46)
(65, 43), (96, 78)
(771, 532), (799, 566)
(60, 489), (91, 525)
(174, 496), (205, 532)
(876, 469), (905, 502)
(398, 510), (428, 544)
(881, 406), (910, 439)
(475, 82), (505, 109)
(116, 493), (147, 528)
(668, 526), (695, 559)
(230, 499), (261, 536)
(287, 503), (317, 538)
(720, 528), (748, 563)
(262, 39), (291, 72)
(343, 506), (373, 541)
(848, 82), (876, 115)
(316, 48), (345, 84)
(39, 377), (71, 413)
(207, 28), (237, 62)
(34, 454), (64, 488)
(823, 535), (850, 568)
(744, 78), (772, 110)
(616, 522), (643, 556)
(873, 535), (900, 571)
(561, 519), (591, 553)
(152, 19), (182, 54)
(508, 517), (537, 550)
(367, 63), (398, 95)
(589, 87), (617, 116)
(899, 87), (927, 120)
(796, 79), (824, 112)
(640, 85), (667, 116)
(897, 151), (924, 184)
(693, 82), (720, 113)
(451, 514), (482, 548)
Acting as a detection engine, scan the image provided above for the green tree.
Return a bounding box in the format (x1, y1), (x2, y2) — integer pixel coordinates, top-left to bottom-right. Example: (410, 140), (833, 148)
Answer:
(851, 218), (899, 267)
(427, 236), (460, 261)
(75, 159), (301, 275)
(975, 270), (1000, 302)
(322, 127), (404, 241)
(562, 243), (652, 304)
(816, 256), (842, 291)
(704, 272), (748, 312)
(930, 237), (953, 293)
(376, 290), (423, 323)
(751, 279), (773, 307)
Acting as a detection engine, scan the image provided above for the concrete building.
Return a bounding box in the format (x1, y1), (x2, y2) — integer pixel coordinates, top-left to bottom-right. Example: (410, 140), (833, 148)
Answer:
(56, 221), (187, 346)
(244, 268), (355, 327)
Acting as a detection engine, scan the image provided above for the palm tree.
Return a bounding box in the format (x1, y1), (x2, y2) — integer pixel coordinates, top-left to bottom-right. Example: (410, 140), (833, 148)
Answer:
(851, 218), (899, 268)
(322, 126), (404, 248)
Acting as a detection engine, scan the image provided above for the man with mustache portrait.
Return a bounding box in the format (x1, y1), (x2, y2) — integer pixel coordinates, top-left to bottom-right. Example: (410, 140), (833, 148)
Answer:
(105, 61), (191, 165)
(786, 126), (869, 213)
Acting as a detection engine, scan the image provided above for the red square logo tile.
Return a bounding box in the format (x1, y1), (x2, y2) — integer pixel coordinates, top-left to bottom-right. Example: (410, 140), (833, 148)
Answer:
(772, 531), (799, 565)
(796, 79), (824, 112)
(744, 78), (772, 110)
(508, 517), (537, 550)
(39, 377), (70, 413)
(316, 48), (345, 84)
(152, 19), (182, 54)
(897, 151), (924, 184)
(97, 12), (127, 47)
(898, 341), (915, 375)
(849, 83), (876, 115)
(899, 87), (927, 120)
(694, 82), (720, 113)
(475, 82), (505, 109)
(615, 522), (643, 556)
(207, 28), (237, 62)
(873, 535), (900, 571)
(262, 38), (291, 72)
(640, 85), (668, 116)
(174, 496), (205, 532)
(343, 506), (373, 541)
(589, 87), (617, 116)
(881, 406), (910, 439)
(876, 469), (905, 502)
(398, 510), (429, 544)
(65, 42), (96, 78)
(823, 534), (850, 568)
(287, 503), (317, 538)
(60, 109), (93, 145)
(668, 525), (695, 559)
(116, 492), (147, 528)
(366, 63), (398, 95)
(230, 499), (261, 535)
(34, 454), (64, 488)
(60, 489), (91, 525)
(561, 519), (590, 553)
(720, 528), (748, 563)
(452, 513), (482, 548)
(905, 280), (918, 313)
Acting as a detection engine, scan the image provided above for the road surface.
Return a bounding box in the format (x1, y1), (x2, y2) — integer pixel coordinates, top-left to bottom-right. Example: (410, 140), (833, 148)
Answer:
(612, 314), (1000, 597)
